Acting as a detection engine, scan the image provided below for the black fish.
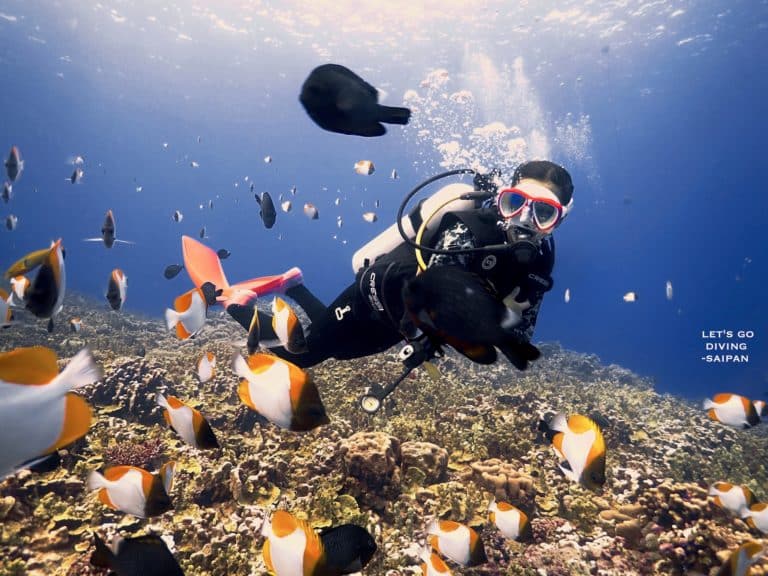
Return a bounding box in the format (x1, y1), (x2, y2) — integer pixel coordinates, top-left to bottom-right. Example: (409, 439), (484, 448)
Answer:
(2, 181), (11, 203)
(4, 146), (23, 182)
(299, 64), (411, 137)
(319, 524), (377, 575)
(91, 533), (184, 576)
(24, 451), (62, 474)
(136, 345), (146, 357)
(198, 226), (206, 239)
(102, 210), (116, 248)
(402, 266), (540, 370)
(164, 264), (184, 279)
(200, 282), (223, 307)
(255, 192), (276, 229)
(216, 249), (231, 260)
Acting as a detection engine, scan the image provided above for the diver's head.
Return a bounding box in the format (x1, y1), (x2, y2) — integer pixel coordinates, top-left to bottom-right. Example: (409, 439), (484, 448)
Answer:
(497, 160), (574, 244)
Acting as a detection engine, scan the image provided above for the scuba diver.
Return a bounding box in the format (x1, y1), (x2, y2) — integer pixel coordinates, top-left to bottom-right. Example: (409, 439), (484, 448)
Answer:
(182, 161), (574, 412)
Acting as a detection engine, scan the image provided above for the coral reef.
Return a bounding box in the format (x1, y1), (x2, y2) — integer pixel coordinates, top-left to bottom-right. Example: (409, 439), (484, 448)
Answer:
(1, 293), (767, 576)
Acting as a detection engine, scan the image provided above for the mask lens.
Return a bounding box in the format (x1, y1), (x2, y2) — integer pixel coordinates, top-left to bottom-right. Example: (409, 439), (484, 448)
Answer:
(499, 190), (526, 217)
(533, 202), (559, 228)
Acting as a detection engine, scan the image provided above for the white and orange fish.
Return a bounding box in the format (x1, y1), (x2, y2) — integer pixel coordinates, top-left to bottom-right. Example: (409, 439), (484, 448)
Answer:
(156, 393), (219, 450)
(0, 288), (14, 328)
(753, 400), (767, 421)
(354, 160), (375, 175)
(0, 347), (101, 478)
(703, 394), (761, 428)
(197, 352), (216, 383)
(106, 269), (127, 311)
(69, 318), (82, 333)
(420, 546), (452, 576)
(261, 510), (326, 576)
(426, 520), (487, 567)
(716, 541), (765, 576)
(87, 462), (175, 518)
(488, 498), (530, 541)
(165, 287), (207, 340)
(744, 502), (768, 534)
(5, 239), (66, 331)
(303, 203), (319, 220)
(232, 353), (329, 431)
(540, 413), (606, 490)
(272, 297), (307, 354)
(9, 275), (30, 305)
(709, 482), (757, 518)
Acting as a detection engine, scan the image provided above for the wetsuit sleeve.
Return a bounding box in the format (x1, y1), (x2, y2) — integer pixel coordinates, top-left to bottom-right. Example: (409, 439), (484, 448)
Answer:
(426, 221), (476, 267)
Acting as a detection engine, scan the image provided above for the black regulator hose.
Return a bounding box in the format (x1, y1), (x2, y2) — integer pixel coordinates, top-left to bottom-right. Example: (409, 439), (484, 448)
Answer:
(395, 168), (510, 256)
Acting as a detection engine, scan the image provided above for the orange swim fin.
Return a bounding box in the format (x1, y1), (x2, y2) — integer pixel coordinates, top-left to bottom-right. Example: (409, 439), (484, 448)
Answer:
(181, 235), (303, 307)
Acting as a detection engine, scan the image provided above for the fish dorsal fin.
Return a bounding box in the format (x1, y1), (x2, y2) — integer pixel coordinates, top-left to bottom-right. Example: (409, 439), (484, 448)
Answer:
(166, 396), (186, 410)
(712, 393), (733, 404)
(438, 519), (460, 532)
(496, 501), (515, 512)
(0, 346), (59, 384)
(567, 414), (597, 434)
(174, 290), (194, 312)
(271, 510), (298, 537)
(104, 466), (141, 482)
(246, 353), (275, 374)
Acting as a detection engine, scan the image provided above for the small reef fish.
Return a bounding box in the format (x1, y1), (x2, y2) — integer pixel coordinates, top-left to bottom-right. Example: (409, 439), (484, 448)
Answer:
(337, 216), (343, 229)
(488, 499), (531, 541)
(173, 210), (183, 223)
(299, 64), (411, 137)
(165, 287), (207, 340)
(197, 352), (216, 383)
(2, 181), (11, 203)
(87, 462), (175, 518)
(317, 524), (377, 575)
(0, 288), (14, 327)
(622, 291), (638, 302)
(665, 280), (673, 300)
(190, 160), (199, 168)
(745, 503), (768, 534)
(90, 533), (184, 576)
(156, 393), (219, 450)
(703, 394), (761, 429)
(255, 191), (277, 229)
(362, 211), (377, 223)
(232, 353), (329, 431)
(716, 541), (765, 576)
(539, 412), (607, 490)
(272, 296), (308, 354)
(5, 214), (17, 231)
(354, 160), (375, 175)
(708, 482), (756, 518)
(261, 511), (375, 576)
(420, 547), (452, 576)
(164, 264), (184, 279)
(426, 519), (487, 567)
(10, 274), (30, 305)
(6, 239), (66, 329)
(391, 169), (398, 180)
(106, 269), (127, 311)
(564, 288), (571, 303)
(264, 155), (272, 164)
(290, 185), (297, 196)
(281, 200), (292, 213)
(69, 318), (82, 333)
(243, 305), (260, 355)
(304, 203), (319, 220)
(216, 248), (231, 260)
(67, 167), (84, 184)
(0, 347), (101, 478)
(84, 209), (134, 248)
(752, 399), (767, 420)
(199, 226), (206, 239)
(5, 146), (23, 182)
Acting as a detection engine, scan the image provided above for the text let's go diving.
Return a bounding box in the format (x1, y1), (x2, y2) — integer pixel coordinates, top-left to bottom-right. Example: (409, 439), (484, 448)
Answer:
(701, 330), (754, 363)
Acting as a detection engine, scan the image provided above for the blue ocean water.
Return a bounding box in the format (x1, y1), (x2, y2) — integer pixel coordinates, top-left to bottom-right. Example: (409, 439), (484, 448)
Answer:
(0, 0), (765, 402)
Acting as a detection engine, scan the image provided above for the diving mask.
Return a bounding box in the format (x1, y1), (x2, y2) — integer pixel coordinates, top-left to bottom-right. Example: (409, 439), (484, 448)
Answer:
(497, 179), (570, 233)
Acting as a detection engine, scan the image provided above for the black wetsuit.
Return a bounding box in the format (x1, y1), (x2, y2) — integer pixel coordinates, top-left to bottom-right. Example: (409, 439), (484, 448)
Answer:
(230, 211), (554, 369)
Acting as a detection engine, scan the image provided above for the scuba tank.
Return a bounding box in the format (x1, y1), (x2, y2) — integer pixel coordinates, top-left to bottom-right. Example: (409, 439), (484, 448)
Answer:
(352, 182), (478, 272)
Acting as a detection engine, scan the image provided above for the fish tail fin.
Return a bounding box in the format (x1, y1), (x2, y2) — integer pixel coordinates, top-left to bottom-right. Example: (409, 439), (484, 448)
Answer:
(164, 308), (180, 330)
(87, 470), (108, 491)
(51, 348), (102, 394)
(160, 462), (175, 494)
(232, 353), (251, 379)
(156, 392), (169, 409)
(378, 105), (411, 125)
(558, 463), (579, 483)
(702, 398), (715, 410)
